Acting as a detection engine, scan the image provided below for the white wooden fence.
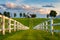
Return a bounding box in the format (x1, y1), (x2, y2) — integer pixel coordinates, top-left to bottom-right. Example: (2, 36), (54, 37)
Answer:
(0, 15), (29, 35)
(33, 18), (60, 35)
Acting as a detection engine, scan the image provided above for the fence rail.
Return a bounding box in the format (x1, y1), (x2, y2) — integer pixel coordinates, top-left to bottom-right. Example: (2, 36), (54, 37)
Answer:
(0, 15), (29, 35)
(33, 18), (60, 35)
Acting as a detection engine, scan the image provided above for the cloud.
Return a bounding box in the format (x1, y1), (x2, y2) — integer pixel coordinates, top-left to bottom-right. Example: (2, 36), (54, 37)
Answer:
(5, 2), (31, 9)
(0, 5), (6, 10)
(2, 2), (60, 15)
(42, 4), (55, 8)
(6, 2), (17, 8)
(33, 8), (50, 14)
(22, 4), (32, 10)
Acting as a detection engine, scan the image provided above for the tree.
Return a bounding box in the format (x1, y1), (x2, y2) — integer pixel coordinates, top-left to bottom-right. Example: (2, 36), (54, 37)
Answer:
(7, 12), (10, 18)
(49, 10), (57, 17)
(3, 11), (7, 16)
(20, 13), (22, 17)
(14, 13), (16, 17)
(23, 13), (26, 17)
(47, 14), (49, 18)
(30, 14), (36, 18)
(0, 12), (2, 15)
(3, 11), (10, 17)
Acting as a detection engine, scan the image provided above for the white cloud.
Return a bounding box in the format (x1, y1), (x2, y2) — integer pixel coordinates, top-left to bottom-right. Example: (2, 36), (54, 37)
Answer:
(5, 1), (60, 15)
(0, 6), (6, 10)
(6, 2), (17, 8)
(38, 2), (60, 15)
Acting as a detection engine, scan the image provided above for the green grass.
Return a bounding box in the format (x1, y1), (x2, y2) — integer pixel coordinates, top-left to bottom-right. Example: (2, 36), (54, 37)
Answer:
(13, 18), (47, 29)
(53, 18), (60, 30)
(0, 30), (60, 40)
(0, 18), (60, 40)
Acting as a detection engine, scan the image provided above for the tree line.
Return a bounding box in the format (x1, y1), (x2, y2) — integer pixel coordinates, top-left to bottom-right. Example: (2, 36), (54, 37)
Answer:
(0, 11), (10, 18)
(0, 11), (37, 18)
(0, 10), (57, 18)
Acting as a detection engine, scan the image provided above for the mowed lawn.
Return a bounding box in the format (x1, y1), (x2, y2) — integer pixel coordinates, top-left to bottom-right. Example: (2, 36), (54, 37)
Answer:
(0, 30), (60, 40)
(0, 18), (60, 40)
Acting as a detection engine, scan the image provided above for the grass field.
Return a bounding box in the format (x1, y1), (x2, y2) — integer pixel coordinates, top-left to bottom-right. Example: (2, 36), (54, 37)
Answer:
(13, 18), (47, 29)
(0, 18), (60, 40)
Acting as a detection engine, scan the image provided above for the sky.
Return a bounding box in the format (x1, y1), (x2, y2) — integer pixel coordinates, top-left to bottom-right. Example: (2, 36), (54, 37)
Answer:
(0, 0), (60, 15)
(0, 0), (60, 4)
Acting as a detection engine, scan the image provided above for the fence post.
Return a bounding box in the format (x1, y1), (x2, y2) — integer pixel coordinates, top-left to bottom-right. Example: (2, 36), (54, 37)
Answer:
(40, 24), (42, 30)
(14, 21), (16, 31)
(46, 21), (48, 31)
(8, 18), (11, 33)
(17, 22), (19, 31)
(50, 18), (54, 35)
(18, 23), (20, 30)
(2, 15), (5, 35)
(43, 23), (44, 30)
(39, 24), (41, 30)
(16, 22), (19, 31)
(19, 23), (21, 30)
(20, 23), (22, 30)
(41, 24), (43, 30)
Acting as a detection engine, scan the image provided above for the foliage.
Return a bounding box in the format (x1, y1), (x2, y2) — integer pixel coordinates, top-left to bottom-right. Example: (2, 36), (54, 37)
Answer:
(3, 11), (7, 16)
(14, 13), (16, 17)
(3, 11), (10, 18)
(19, 13), (22, 17)
(7, 12), (10, 18)
(30, 14), (36, 18)
(49, 10), (57, 17)
(0, 12), (2, 15)
(23, 13), (26, 17)
(47, 14), (49, 18)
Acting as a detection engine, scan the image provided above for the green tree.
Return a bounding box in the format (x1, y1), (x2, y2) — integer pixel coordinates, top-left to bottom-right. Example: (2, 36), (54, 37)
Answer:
(3, 11), (7, 16)
(47, 14), (49, 18)
(14, 13), (16, 17)
(49, 10), (57, 17)
(31, 14), (36, 18)
(7, 12), (10, 18)
(20, 13), (22, 17)
(23, 13), (26, 17)
(0, 12), (2, 15)
(3, 11), (10, 17)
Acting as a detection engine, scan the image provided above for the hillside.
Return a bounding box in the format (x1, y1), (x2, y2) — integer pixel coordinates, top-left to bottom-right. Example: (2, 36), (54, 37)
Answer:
(13, 18), (47, 29)
(0, 18), (60, 40)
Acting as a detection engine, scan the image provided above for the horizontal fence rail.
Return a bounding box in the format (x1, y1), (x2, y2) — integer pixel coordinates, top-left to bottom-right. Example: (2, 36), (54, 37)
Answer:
(0, 15), (29, 35)
(33, 18), (60, 35)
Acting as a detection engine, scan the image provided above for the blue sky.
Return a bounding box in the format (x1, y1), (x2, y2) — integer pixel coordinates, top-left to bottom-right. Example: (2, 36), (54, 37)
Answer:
(0, 0), (60, 7)
(0, 0), (60, 15)
(0, 0), (60, 4)
(0, 0), (60, 8)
